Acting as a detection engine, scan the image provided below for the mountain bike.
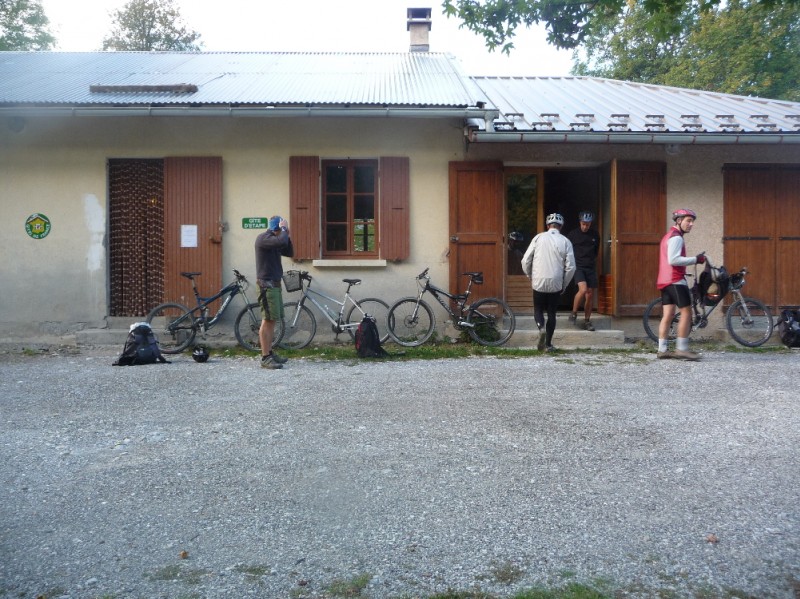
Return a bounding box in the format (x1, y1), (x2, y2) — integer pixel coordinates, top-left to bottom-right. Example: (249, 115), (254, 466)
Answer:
(387, 268), (516, 347)
(146, 269), (282, 354)
(642, 260), (773, 347)
(278, 270), (389, 349)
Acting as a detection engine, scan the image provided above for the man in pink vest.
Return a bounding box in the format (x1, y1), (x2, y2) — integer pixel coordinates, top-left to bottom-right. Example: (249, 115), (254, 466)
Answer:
(656, 209), (705, 360)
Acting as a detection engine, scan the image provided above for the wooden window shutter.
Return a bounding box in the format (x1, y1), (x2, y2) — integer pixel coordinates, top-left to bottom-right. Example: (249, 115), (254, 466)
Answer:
(290, 156), (320, 260)
(379, 156), (410, 261)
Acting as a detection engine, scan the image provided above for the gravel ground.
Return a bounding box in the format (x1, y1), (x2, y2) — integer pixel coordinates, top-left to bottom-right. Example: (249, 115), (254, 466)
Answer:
(1, 346), (798, 599)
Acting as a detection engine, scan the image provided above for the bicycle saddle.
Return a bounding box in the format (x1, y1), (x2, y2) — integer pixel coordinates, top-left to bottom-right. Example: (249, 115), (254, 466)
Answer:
(343, 278), (362, 285)
(180, 272), (202, 279)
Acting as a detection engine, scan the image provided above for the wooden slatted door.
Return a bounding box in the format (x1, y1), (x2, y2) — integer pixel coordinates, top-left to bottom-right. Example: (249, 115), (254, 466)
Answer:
(612, 161), (667, 316)
(448, 162), (504, 302)
(724, 166), (800, 308)
(163, 157), (223, 306)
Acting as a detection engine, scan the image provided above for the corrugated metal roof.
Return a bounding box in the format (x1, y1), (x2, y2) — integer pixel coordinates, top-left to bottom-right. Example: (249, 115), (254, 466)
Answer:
(3, 52), (799, 139)
(472, 76), (800, 134)
(0, 51), (487, 108)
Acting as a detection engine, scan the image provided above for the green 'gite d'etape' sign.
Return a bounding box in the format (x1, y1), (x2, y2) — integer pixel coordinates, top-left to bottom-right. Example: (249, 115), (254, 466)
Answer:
(26, 213), (51, 239)
(242, 217), (268, 229)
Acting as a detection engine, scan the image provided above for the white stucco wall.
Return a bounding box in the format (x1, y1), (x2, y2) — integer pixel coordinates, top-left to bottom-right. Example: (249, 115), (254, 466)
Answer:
(2, 113), (799, 336)
(0, 115), (464, 334)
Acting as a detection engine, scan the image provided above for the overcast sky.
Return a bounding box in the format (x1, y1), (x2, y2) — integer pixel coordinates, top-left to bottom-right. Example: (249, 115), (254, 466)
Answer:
(39, 0), (575, 76)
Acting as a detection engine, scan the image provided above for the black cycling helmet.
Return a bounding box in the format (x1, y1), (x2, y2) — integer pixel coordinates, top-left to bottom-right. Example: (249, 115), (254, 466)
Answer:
(579, 211), (594, 223)
(192, 346), (210, 363)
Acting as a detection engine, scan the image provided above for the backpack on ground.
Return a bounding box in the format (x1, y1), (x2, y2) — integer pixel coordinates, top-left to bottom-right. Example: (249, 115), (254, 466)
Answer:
(777, 309), (800, 348)
(113, 322), (170, 365)
(354, 316), (389, 358)
(698, 262), (730, 306)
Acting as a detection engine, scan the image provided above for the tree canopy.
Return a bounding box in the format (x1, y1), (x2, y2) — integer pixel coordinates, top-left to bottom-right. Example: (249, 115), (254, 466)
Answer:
(441, 0), (797, 51)
(102, 0), (202, 51)
(573, 0), (800, 101)
(0, 0), (55, 50)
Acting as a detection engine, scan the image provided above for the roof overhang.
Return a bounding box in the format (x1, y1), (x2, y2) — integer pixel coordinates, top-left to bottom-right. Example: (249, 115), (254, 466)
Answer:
(466, 129), (800, 145)
(2, 104), (499, 122)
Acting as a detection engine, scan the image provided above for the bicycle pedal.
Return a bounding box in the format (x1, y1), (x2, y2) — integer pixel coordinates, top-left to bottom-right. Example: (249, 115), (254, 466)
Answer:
(457, 320), (474, 328)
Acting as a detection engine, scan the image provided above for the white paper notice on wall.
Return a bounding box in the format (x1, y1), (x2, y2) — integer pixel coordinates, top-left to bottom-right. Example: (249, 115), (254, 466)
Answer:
(181, 224), (198, 248)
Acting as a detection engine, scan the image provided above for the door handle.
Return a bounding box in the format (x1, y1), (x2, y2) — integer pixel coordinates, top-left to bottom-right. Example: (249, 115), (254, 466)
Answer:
(450, 236), (459, 243)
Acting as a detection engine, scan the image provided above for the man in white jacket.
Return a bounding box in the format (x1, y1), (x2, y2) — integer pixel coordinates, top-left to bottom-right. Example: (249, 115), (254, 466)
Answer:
(521, 213), (576, 351)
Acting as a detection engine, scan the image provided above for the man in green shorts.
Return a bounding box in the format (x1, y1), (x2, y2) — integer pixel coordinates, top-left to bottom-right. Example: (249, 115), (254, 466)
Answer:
(255, 216), (293, 369)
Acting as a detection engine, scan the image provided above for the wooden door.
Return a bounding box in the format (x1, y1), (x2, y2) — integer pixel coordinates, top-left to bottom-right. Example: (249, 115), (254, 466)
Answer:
(612, 160), (666, 316)
(448, 162), (504, 301)
(776, 169), (800, 307)
(163, 157), (223, 306)
(724, 166), (800, 308)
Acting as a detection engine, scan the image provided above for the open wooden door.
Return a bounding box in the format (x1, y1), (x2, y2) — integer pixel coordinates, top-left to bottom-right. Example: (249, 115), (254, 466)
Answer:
(448, 162), (504, 301)
(611, 160), (666, 316)
(163, 157), (223, 306)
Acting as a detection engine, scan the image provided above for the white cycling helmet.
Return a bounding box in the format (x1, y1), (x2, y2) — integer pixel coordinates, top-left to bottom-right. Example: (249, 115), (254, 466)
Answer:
(545, 213), (564, 227)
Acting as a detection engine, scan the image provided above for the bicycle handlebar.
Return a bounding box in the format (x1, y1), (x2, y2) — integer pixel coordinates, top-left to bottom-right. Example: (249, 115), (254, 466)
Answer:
(417, 267), (430, 279)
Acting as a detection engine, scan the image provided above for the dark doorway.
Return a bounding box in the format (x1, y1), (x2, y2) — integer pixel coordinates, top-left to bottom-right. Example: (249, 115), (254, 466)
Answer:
(543, 168), (602, 309)
(108, 159), (165, 317)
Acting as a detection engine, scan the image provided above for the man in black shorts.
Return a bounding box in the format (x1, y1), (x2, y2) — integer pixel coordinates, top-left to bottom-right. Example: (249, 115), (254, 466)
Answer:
(656, 208), (705, 360)
(566, 212), (600, 331)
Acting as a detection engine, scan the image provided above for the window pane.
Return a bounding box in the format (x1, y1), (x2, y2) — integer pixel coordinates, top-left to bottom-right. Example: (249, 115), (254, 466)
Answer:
(353, 223), (375, 252)
(354, 166), (375, 193)
(354, 195), (374, 220)
(325, 165), (347, 193)
(326, 224), (347, 252)
(325, 195), (347, 222)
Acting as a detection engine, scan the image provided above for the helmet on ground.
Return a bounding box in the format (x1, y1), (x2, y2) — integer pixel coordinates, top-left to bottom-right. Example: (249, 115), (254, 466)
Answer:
(509, 231), (524, 242)
(545, 213), (564, 227)
(192, 346), (210, 363)
(672, 208), (697, 222)
(579, 211), (594, 223)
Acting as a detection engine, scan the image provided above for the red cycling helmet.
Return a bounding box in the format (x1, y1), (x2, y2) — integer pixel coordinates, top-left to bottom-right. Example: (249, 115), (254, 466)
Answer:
(672, 208), (697, 222)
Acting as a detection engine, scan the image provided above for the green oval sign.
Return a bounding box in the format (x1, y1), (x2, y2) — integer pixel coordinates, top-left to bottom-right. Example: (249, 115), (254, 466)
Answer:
(25, 213), (52, 239)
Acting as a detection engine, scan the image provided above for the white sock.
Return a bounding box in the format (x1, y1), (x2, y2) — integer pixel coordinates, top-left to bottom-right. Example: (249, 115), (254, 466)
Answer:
(676, 337), (689, 351)
(658, 339), (669, 352)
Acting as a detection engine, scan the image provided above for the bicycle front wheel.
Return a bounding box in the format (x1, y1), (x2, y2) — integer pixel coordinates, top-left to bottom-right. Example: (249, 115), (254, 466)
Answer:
(466, 297), (516, 346)
(642, 297), (680, 343)
(234, 303), (283, 352)
(346, 298), (390, 343)
(726, 297), (773, 347)
(279, 301), (316, 349)
(387, 298), (435, 347)
(146, 302), (196, 354)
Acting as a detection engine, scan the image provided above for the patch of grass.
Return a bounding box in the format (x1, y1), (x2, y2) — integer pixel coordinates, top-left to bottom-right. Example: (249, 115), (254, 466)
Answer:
(325, 572), (372, 596)
(481, 560), (525, 585)
(233, 563), (269, 580)
(147, 564), (211, 585)
(513, 582), (610, 598)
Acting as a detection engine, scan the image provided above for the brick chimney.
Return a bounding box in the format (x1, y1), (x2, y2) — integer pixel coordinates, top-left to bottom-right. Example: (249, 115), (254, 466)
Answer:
(407, 7), (432, 52)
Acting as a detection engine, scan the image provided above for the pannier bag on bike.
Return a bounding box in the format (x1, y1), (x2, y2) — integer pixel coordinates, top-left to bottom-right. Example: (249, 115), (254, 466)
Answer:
(113, 322), (170, 366)
(699, 263), (730, 306)
(777, 309), (800, 348)
(355, 316), (389, 358)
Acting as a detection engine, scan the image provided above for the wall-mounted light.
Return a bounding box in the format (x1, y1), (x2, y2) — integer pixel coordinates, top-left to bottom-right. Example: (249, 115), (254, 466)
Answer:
(665, 143), (681, 156)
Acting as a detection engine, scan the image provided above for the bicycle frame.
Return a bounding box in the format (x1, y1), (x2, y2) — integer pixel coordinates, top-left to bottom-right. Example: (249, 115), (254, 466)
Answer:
(415, 277), (473, 325)
(685, 262), (748, 332)
(289, 279), (361, 333)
